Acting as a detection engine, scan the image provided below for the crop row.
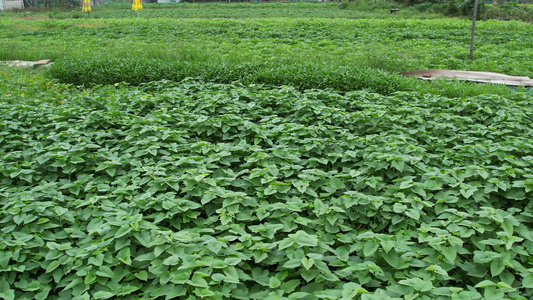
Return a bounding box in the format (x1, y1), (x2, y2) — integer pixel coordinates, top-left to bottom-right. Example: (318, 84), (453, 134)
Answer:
(46, 56), (519, 98)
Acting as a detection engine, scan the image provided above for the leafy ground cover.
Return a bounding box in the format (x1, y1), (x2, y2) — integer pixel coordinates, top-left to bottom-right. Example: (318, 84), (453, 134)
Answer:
(1, 68), (533, 299)
(1, 3), (533, 299)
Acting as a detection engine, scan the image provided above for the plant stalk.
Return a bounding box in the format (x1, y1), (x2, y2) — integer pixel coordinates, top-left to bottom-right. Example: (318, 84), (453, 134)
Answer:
(470, 0), (479, 60)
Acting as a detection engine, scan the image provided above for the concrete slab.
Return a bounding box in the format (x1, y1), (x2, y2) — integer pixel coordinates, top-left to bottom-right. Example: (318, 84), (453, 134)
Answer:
(401, 70), (533, 87)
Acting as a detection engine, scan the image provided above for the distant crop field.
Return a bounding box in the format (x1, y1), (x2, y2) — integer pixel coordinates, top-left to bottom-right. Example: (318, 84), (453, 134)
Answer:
(0, 2), (435, 20)
(1, 17), (532, 92)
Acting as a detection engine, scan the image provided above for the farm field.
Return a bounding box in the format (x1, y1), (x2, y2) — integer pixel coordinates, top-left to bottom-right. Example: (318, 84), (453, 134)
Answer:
(1, 2), (441, 20)
(2, 67), (533, 299)
(1, 3), (533, 300)
(1, 16), (532, 96)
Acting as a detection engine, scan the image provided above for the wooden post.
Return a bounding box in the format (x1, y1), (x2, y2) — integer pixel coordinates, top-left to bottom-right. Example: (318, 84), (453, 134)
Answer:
(469, 0), (479, 60)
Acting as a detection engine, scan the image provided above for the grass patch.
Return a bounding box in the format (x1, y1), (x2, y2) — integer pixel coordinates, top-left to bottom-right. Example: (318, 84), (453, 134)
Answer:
(45, 56), (518, 97)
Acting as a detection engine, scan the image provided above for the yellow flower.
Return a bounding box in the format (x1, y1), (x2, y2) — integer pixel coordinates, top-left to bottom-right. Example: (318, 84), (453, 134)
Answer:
(59, 101), (65, 104)
(5, 94), (11, 97)
(114, 83), (119, 87)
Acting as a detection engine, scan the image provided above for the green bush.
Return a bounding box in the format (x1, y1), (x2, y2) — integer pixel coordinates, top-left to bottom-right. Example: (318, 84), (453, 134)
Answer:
(483, 4), (533, 21)
(457, 0), (485, 17)
(339, 0), (350, 9)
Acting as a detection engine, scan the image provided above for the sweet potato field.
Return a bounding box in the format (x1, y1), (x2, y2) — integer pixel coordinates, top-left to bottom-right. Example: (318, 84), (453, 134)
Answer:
(1, 70), (533, 299)
(1, 5), (533, 299)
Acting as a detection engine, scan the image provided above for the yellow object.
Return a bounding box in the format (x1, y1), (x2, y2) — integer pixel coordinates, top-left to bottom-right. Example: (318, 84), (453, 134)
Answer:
(82, 0), (91, 13)
(132, 0), (143, 11)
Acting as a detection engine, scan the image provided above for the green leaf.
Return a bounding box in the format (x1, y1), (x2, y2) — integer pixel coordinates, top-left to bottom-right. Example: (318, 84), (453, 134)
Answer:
(269, 276), (281, 288)
(135, 270), (148, 281)
(392, 160), (405, 172)
(399, 278), (433, 292)
(96, 266), (115, 278)
(93, 291), (116, 299)
(342, 282), (367, 298)
(0, 252), (12, 269)
(460, 186), (477, 199)
(282, 259), (301, 269)
(171, 270), (192, 284)
(522, 274), (533, 288)
(166, 181), (180, 192)
(0, 280), (15, 300)
(117, 247), (131, 265)
(163, 255), (181, 266)
(293, 180), (309, 193)
(301, 257), (315, 270)
(279, 238), (294, 250)
(117, 285), (141, 296)
(363, 241), (378, 257)
(25, 280), (40, 291)
(280, 279), (300, 293)
(114, 225), (131, 239)
(223, 266), (240, 284)
(380, 240), (395, 253)
(207, 241), (224, 254)
(84, 272), (97, 284)
(289, 292), (309, 299)
(331, 245), (347, 262)
(294, 236), (318, 247)
(473, 251), (500, 264)
(211, 273), (225, 282)
(441, 246), (457, 264)
(483, 286), (504, 299)
(70, 155), (85, 164)
(475, 280), (496, 288)
(405, 208), (420, 220)
(105, 167), (116, 177)
(46, 261), (60, 273)
(329, 177), (346, 190)
(495, 282), (514, 290)
(224, 257), (241, 265)
(189, 273), (208, 288)
(425, 265), (448, 277)
(490, 260), (505, 277)
(381, 249), (399, 268)
(194, 288), (215, 298)
(413, 279), (433, 292)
